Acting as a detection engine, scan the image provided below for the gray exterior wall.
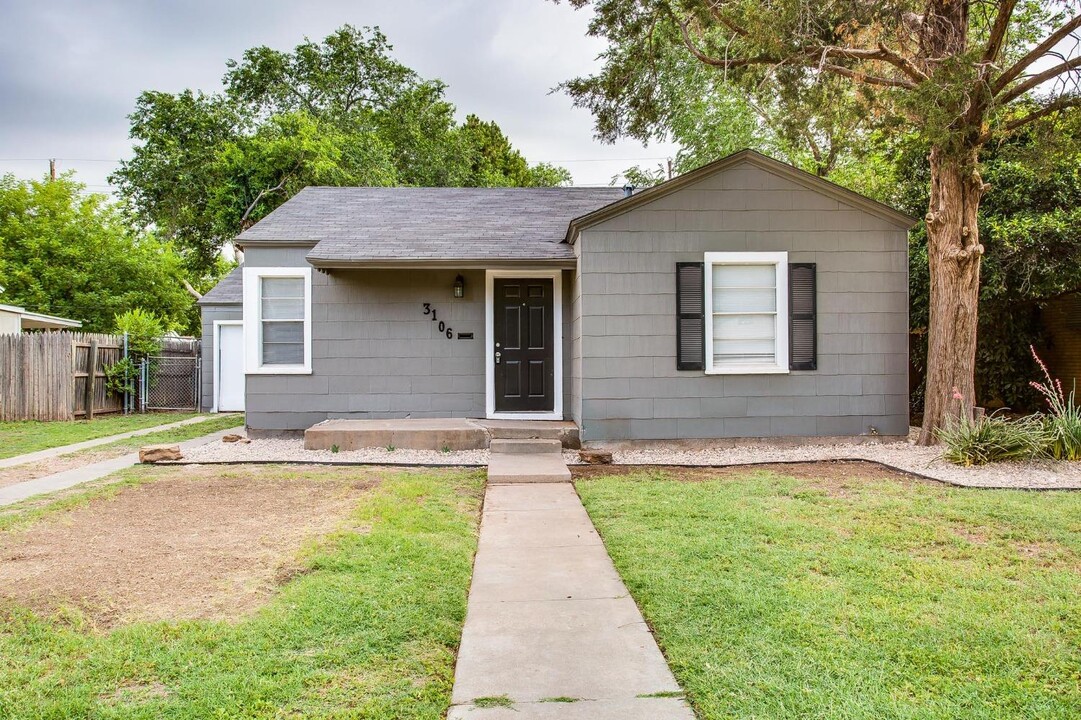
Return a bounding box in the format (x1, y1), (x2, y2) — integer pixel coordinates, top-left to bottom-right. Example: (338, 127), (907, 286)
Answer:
(575, 160), (909, 441)
(241, 246), (575, 431)
(199, 304), (242, 411)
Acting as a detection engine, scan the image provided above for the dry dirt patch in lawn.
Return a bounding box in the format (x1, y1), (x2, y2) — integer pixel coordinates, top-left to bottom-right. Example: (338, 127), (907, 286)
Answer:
(0, 464), (376, 627)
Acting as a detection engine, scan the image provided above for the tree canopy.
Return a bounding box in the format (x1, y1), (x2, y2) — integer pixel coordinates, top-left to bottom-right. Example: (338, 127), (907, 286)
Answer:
(112, 25), (570, 276)
(0, 174), (205, 335)
(557, 0), (1081, 442)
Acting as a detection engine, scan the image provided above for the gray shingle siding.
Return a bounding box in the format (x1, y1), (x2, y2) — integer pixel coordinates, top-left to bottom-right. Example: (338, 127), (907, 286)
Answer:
(239, 258), (578, 431)
(576, 161), (909, 441)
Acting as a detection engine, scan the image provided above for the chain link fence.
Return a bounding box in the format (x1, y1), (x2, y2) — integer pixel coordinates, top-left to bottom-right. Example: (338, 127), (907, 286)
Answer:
(139, 356), (202, 411)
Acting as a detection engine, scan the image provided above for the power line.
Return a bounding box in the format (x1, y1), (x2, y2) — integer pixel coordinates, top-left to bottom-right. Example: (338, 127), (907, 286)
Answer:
(0, 157), (120, 163)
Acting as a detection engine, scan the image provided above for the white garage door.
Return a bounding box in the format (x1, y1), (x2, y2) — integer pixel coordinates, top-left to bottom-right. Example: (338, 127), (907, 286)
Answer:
(217, 324), (245, 412)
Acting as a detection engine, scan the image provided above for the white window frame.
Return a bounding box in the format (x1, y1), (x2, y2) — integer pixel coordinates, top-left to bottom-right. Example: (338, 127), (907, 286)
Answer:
(485, 269), (563, 421)
(243, 266), (312, 375)
(704, 251), (789, 375)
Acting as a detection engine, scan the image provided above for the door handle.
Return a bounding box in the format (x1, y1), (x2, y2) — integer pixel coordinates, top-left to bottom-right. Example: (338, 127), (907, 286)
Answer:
(495, 351), (501, 364)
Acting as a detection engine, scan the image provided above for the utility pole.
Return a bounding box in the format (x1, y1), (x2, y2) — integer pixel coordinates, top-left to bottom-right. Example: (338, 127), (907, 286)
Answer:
(666, 158), (673, 180)
(49, 158), (56, 181)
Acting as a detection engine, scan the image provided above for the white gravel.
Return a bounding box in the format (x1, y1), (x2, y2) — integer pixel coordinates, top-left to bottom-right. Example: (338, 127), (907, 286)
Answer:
(174, 430), (1081, 490)
(177, 436), (489, 466)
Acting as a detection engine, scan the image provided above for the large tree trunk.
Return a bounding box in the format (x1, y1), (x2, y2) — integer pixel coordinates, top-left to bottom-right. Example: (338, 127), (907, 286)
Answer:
(918, 145), (985, 445)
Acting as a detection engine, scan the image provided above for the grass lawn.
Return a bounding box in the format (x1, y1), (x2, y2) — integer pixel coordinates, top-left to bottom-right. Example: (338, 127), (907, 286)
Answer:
(0, 465), (484, 719)
(0, 413), (208, 459)
(576, 465), (1081, 719)
(84, 414), (243, 454)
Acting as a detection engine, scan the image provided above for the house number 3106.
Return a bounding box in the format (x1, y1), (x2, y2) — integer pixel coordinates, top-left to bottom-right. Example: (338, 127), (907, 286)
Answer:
(422, 303), (454, 339)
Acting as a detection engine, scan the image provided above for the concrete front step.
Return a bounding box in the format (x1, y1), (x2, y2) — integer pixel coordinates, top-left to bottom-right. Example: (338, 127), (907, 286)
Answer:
(488, 453), (571, 483)
(477, 420), (580, 449)
(304, 418), (580, 451)
(489, 438), (562, 455)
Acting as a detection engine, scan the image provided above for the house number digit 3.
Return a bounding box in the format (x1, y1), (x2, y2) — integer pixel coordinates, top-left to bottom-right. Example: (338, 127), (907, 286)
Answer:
(423, 303), (431, 315)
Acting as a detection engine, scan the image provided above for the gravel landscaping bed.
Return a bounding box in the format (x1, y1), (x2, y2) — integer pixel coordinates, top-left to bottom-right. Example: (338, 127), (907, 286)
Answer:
(569, 434), (1081, 489)
(174, 430), (1081, 489)
(175, 436), (489, 466)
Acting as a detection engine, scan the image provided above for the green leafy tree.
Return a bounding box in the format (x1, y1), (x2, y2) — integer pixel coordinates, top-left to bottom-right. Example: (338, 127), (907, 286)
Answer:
(0, 174), (203, 334)
(113, 26), (569, 274)
(558, 0), (1081, 443)
(458, 115), (572, 187)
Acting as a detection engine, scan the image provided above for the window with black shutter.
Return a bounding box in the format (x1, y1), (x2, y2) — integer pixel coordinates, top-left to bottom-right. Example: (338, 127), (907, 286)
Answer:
(676, 262), (704, 370)
(788, 263), (817, 370)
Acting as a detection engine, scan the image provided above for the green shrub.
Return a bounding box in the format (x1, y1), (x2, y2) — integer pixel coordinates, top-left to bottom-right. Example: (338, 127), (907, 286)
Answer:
(936, 412), (1050, 467)
(1030, 347), (1081, 461)
(113, 308), (165, 358)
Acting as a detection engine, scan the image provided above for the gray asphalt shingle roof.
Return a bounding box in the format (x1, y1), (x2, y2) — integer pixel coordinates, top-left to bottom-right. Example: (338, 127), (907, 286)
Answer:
(197, 265), (242, 305)
(235, 186), (628, 263)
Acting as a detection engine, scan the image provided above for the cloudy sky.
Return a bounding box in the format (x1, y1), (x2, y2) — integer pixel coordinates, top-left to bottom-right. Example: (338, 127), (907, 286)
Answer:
(0, 0), (679, 192)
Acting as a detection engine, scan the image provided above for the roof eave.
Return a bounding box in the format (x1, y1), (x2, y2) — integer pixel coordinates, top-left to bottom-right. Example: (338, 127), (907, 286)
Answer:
(565, 149), (919, 243)
(306, 257), (577, 270)
(19, 311), (82, 329)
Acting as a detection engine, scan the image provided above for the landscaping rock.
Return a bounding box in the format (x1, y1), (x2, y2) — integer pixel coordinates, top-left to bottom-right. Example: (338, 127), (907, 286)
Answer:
(139, 444), (183, 463)
(222, 434), (250, 444)
(579, 449), (613, 465)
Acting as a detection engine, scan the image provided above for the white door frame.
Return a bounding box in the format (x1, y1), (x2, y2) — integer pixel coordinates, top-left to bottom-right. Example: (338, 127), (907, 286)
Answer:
(212, 320), (244, 413)
(485, 269), (563, 421)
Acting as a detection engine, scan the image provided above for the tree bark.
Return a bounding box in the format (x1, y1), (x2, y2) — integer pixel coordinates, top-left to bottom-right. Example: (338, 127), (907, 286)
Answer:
(918, 145), (985, 445)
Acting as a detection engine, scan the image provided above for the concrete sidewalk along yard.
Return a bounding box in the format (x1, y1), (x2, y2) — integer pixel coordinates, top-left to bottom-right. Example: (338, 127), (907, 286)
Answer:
(0, 426), (243, 507)
(449, 483), (694, 719)
(0, 415), (229, 470)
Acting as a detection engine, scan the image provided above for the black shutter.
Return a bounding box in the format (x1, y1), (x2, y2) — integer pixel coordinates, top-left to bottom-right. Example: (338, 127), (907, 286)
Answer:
(789, 263), (817, 370)
(676, 262), (705, 370)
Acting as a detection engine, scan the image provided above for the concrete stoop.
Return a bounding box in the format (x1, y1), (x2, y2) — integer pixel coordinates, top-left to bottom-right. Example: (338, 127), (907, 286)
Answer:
(304, 418), (579, 452)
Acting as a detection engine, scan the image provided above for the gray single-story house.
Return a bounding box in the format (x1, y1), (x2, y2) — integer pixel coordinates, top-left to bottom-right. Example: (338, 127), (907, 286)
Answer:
(198, 150), (915, 441)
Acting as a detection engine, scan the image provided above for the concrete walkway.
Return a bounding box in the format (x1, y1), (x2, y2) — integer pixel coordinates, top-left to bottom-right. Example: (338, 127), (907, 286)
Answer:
(449, 483), (695, 719)
(0, 426), (243, 507)
(0, 414), (231, 470)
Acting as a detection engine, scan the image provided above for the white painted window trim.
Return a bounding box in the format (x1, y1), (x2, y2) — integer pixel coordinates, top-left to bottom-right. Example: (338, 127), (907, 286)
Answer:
(243, 266), (313, 375)
(211, 320), (244, 413)
(704, 251), (789, 375)
(485, 269), (564, 421)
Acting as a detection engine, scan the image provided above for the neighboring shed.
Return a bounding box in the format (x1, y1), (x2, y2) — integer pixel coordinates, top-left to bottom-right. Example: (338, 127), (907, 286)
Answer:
(0, 303), (82, 333)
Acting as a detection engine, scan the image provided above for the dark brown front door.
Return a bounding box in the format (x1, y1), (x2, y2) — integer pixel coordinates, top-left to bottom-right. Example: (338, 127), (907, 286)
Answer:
(494, 278), (554, 413)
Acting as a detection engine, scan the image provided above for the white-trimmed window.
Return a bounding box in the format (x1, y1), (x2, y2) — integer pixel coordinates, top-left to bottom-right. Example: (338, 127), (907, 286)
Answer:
(243, 266), (312, 374)
(704, 252), (788, 374)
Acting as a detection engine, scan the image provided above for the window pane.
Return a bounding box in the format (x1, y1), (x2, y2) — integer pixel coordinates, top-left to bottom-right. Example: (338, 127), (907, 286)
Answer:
(262, 277), (304, 299)
(261, 297), (304, 320)
(713, 264), (775, 288)
(263, 321), (303, 343)
(713, 287), (777, 313)
(712, 340), (777, 366)
(713, 314), (775, 340)
(262, 318), (304, 365)
(262, 340), (304, 365)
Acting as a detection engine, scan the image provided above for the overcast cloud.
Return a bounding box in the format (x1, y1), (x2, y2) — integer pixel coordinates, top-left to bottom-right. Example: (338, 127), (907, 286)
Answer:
(0, 0), (679, 192)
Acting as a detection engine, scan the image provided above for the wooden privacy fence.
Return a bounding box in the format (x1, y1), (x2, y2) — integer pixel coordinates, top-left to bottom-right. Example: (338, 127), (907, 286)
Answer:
(0, 332), (123, 421)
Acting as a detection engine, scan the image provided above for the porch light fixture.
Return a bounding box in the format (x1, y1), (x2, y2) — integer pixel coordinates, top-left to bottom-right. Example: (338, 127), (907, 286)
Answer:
(453, 274), (465, 298)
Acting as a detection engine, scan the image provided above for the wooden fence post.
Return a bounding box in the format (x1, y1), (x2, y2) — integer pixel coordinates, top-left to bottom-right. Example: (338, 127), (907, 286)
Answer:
(85, 339), (98, 421)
